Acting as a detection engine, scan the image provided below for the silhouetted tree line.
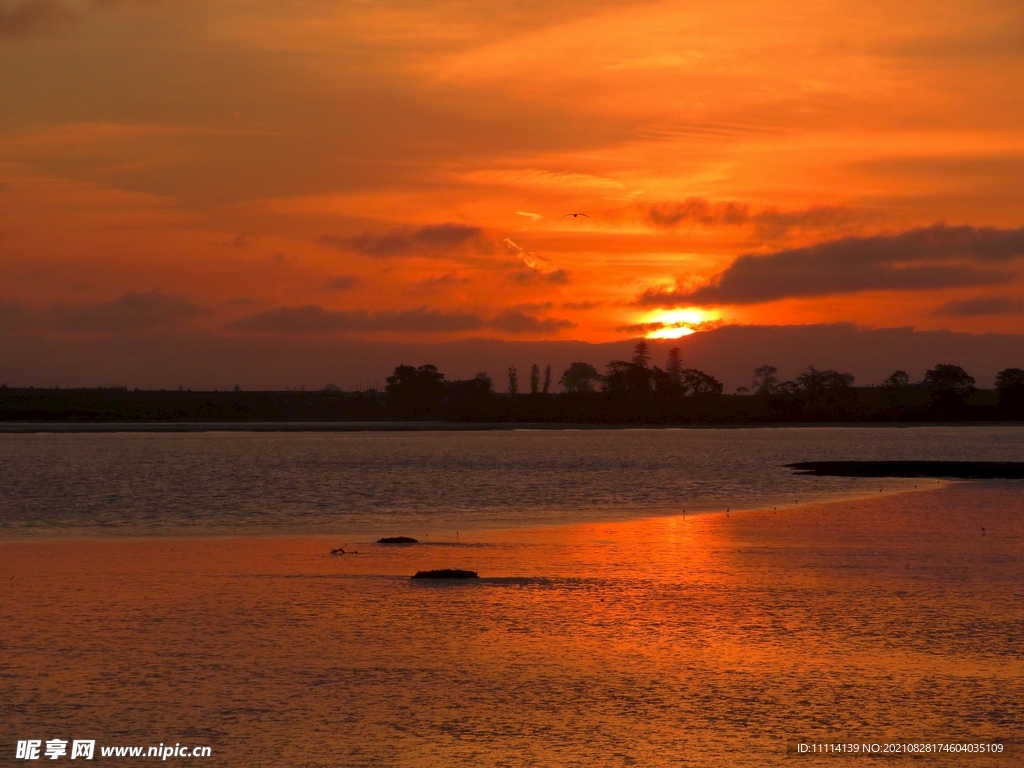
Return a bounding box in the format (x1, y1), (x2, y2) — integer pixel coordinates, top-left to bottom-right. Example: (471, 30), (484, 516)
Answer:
(1, 355), (1022, 423)
(374, 345), (1023, 424)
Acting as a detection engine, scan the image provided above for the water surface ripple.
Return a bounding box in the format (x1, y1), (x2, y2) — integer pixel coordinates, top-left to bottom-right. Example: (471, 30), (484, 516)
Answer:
(2, 426), (1023, 538)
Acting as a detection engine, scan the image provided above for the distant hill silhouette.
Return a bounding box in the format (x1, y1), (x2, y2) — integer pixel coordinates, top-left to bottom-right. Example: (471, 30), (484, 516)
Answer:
(2, 324), (1023, 392)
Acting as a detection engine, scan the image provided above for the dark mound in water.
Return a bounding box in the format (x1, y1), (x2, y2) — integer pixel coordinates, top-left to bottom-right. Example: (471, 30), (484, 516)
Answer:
(411, 569), (478, 580)
(787, 461), (1024, 479)
(378, 536), (418, 544)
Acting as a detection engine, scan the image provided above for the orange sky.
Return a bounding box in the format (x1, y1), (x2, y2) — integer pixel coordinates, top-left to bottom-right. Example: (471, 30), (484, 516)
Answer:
(2, 0), (1024, 346)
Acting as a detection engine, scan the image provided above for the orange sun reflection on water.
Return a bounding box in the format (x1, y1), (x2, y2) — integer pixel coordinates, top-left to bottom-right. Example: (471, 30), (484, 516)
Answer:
(3, 483), (1023, 766)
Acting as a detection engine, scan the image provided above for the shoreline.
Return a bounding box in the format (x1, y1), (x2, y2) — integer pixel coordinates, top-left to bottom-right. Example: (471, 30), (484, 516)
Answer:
(2, 420), (1024, 433)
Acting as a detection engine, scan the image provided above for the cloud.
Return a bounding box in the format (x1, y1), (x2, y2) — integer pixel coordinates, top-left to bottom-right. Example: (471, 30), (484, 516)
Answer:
(646, 198), (751, 227)
(229, 305), (485, 334)
(503, 237), (558, 272)
(327, 275), (358, 290)
(228, 304), (575, 336)
(644, 197), (856, 237)
(562, 300), (602, 310)
(935, 295), (1024, 316)
(0, 298), (28, 331)
(319, 223), (485, 258)
(0, 0), (75, 38)
(510, 268), (569, 285)
(415, 272), (472, 288)
(226, 231), (257, 248)
(503, 237), (569, 283)
(489, 309), (575, 334)
(44, 291), (208, 331)
(616, 319), (721, 335)
(639, 224), (1024, 307)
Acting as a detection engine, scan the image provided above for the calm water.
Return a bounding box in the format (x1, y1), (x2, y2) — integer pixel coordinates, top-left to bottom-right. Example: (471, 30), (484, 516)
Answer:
(3, 484), (1022, 766)
(3, 426), (1023, 766)
(2, 425), (1024, 538)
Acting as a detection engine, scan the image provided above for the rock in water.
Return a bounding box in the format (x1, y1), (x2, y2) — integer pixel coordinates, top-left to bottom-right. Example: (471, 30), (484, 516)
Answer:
(411, 569), (478, 580)
(378, 536), (418, 544)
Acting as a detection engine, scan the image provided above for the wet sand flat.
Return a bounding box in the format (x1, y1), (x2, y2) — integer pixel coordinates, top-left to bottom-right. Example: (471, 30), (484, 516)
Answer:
(2, 483), (1022, 766)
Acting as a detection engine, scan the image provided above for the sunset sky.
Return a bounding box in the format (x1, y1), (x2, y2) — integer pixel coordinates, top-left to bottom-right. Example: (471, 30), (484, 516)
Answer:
(2, 0), (1024, 382)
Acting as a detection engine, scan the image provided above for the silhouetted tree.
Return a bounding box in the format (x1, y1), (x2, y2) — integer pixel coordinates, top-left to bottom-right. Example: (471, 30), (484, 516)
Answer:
(995, 368), (1024, 414)
(882, 370), (910, 389)
(788, 366), (856, 418)
(385, 364), (447, 419)
(632, 339), (651, 368)
(559, 362), (601, 393)
(649, 366), (681, 401)
(774, 379), (800, 395)
(666, 347), (683, 385)
(795, 367), (854, 393)
(923, 364), (975, 414)
(529, 364), (541, 394)
(507, 367), (518, 395)
(753, 365), (779, 395)
(604, 359), (653, 399)
(682, 369), (724, 396)
(445, 373), (494, 419)
(543, 364), (552, 394)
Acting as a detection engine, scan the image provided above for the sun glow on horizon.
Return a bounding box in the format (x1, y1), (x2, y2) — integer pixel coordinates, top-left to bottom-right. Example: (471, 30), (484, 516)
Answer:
(642, 308), (719, 339)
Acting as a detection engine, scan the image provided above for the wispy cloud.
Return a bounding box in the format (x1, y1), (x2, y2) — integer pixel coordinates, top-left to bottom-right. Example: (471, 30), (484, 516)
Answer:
(644, 197), (856, 237)
(319, 223), (485, 258)
(226, 231), (258, 248)
(503, 237), (569, 284)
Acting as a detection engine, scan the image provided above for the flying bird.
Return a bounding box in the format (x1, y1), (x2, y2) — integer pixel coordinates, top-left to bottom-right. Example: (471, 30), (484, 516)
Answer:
(562, 213), (589, 218)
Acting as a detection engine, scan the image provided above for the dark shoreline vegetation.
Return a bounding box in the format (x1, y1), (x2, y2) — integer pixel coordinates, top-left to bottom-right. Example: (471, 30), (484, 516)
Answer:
(788, 461), (1024, 479)
(3, 342), (1022, 425)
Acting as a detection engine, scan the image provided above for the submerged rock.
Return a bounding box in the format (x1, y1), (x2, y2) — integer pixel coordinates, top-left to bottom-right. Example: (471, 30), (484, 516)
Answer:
(411, 569), (478, 580)
(378, 536), (419, 544)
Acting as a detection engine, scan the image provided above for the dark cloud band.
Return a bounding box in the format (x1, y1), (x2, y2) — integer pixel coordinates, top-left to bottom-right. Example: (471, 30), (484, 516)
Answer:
(229, 305), (574, 335)
(935, 295), (1024, 316)
(639, 224), (1024, 307)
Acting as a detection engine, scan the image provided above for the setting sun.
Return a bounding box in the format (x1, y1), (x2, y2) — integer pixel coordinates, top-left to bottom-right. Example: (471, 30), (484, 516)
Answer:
(642, 309), (719, 339)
